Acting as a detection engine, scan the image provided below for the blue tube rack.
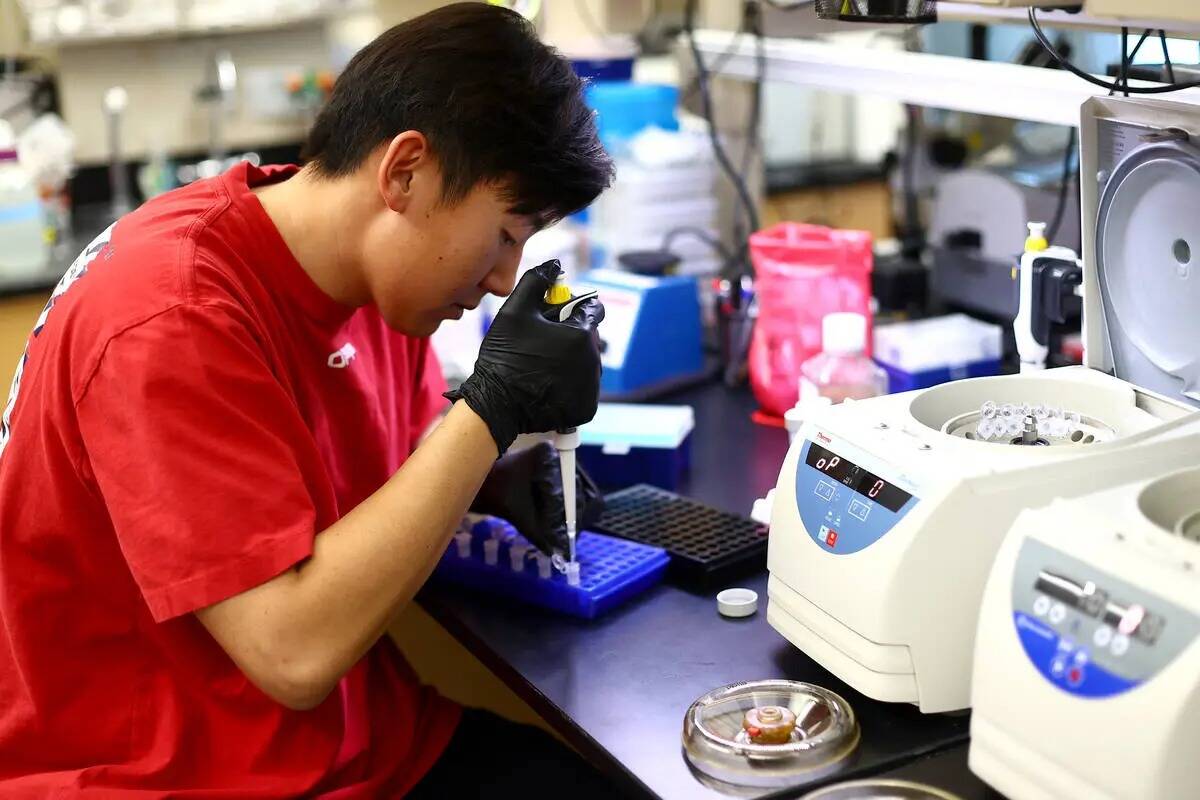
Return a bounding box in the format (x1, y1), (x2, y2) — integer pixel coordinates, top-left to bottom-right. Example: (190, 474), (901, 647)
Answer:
(432, 517), (670, 620)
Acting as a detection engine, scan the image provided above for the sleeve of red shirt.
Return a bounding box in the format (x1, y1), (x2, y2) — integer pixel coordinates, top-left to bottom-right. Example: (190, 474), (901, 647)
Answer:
(75, 302), (322, 623)
(408, 338), (448, 452)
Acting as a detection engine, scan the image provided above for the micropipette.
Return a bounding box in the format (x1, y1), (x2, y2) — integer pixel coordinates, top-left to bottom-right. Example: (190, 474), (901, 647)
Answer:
(542, 269), (599, 577)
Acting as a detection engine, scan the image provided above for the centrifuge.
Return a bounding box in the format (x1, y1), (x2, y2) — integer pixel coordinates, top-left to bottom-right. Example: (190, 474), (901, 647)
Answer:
(766, 96), (1200, 713)
(969, 463), (1199, 800)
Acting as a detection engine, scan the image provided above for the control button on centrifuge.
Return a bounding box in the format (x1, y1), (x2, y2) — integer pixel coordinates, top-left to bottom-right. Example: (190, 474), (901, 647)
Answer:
(1073, 649), (1089, 666)
(1093, 626), (1113, 648)
(848, 499), (871, 521)
(1033, 595), (1052, 617)
(1067, 665), (1085, 687)
(1050, 656), (1067, 678)
(1049, 603), (1067, 624)
(818, 525), (838, 548)
(815, 481), (836, 501)
(1111, 633), (1130, 657)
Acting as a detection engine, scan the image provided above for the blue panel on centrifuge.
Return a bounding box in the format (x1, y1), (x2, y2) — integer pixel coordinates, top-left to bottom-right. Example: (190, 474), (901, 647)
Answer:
(794, 439), (919, 555)
(1008, 539), (1200, 699)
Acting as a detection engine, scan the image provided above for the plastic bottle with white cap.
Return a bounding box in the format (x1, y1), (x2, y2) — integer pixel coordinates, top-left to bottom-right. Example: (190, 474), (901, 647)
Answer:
(798, 312), (887, 406)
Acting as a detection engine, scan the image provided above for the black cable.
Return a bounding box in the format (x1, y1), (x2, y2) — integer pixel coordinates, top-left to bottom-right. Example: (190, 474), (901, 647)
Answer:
(662, 226), (734, 264)
(1160, 30), (1176, 83)
(740, 2), (765, 181)
(681, 16), (748, 116)
(1045, 127), (1077, 245)
(1128, 29), (1152, 64)
(1028, 9), (1200, 94)
(684, 0), (761, 277)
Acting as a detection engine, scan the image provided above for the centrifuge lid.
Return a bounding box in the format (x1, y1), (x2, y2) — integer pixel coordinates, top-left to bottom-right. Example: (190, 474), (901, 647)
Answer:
(1082, 97), (1200, 408)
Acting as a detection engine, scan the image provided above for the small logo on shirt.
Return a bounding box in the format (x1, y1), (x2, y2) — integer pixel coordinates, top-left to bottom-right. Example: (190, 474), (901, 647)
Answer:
(327, 342), (357, 369)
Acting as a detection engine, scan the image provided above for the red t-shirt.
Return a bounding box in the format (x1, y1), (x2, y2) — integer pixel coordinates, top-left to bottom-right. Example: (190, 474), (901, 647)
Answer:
(0, 162), (459, 796)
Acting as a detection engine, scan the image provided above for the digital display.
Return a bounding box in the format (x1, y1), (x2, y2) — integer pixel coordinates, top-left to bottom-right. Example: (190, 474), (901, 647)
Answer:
(804, 442), (912, 513)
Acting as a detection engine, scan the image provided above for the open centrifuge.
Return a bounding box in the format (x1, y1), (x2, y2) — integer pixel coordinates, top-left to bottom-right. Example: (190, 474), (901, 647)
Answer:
(766, 96), (1200, 713)
(969, 463), (1199, 800)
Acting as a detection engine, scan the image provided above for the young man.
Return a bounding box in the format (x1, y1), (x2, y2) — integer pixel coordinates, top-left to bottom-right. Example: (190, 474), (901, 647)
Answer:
(0, 4), (619, 797)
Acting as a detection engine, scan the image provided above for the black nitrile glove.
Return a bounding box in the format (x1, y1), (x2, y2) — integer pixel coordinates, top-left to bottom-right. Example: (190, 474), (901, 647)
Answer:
(446, 260), (605, 456)
(470, 441), (605, 556)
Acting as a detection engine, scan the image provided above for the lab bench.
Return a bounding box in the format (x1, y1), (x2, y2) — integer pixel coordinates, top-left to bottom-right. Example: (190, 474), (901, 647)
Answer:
(418, 382), (994, 800)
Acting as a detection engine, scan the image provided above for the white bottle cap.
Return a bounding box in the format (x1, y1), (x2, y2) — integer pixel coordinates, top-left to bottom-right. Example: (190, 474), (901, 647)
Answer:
(822, 312), (867, 355)
(716, 588), (758, 618)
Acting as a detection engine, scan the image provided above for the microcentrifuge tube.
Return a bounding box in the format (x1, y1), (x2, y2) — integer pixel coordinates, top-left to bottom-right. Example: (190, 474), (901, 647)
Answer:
(981, 400), (998, 419)
(454, 531), (472, 558)
(565, 562), (581, 587)
(483, 538), (500, 566)
(977, 419), (994, 439)
(509, 543), (530, 572)
(1001, 403), (1016, 418)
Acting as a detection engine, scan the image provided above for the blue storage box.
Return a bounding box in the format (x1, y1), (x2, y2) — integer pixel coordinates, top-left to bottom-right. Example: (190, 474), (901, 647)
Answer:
(577, 403), (694, 491)
(873, 314), (1003, 393)
(432, 517), (669, 620)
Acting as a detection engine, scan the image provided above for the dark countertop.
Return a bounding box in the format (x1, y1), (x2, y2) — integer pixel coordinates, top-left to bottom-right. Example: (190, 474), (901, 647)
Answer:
(420, 383), (989, 799)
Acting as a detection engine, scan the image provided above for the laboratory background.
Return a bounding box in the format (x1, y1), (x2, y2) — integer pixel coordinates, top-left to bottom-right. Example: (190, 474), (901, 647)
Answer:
(2, 0), (1199, 798)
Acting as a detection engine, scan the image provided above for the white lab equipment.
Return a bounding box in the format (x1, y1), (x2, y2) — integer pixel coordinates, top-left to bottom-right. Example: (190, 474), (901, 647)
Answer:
(765, 95), (1200, 713)
(969, 463), (1199, 800)
(0, 128), (49, 278)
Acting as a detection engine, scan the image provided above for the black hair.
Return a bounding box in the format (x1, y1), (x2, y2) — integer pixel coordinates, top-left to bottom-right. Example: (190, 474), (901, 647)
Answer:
(302, 2), (614, 226)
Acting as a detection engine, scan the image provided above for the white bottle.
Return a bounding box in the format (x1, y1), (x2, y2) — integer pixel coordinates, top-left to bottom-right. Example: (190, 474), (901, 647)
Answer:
(0, 147), (49, 278)
(799, 312), (887, 404)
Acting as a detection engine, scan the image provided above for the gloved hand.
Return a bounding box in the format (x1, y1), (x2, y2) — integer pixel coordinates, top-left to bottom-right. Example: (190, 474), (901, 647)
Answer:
(446, 260), (605, 456)
(470, 441), (605, 556)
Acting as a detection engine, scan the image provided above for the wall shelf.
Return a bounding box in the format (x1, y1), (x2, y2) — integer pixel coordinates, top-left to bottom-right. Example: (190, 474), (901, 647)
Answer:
(692, 28), (1200, 127)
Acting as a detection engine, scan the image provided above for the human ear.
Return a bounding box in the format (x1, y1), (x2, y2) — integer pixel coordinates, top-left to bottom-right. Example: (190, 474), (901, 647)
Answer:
(377, 130), (429, 214)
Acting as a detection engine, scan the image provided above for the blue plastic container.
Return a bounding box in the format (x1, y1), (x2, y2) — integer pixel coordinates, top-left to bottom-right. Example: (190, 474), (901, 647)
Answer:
(432, 517), (669, 620)
(571, 56), (635, 83)
(878, 359), (1002, 393)
(577, 403), (694, 491)
(584, 82), (679, 152)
